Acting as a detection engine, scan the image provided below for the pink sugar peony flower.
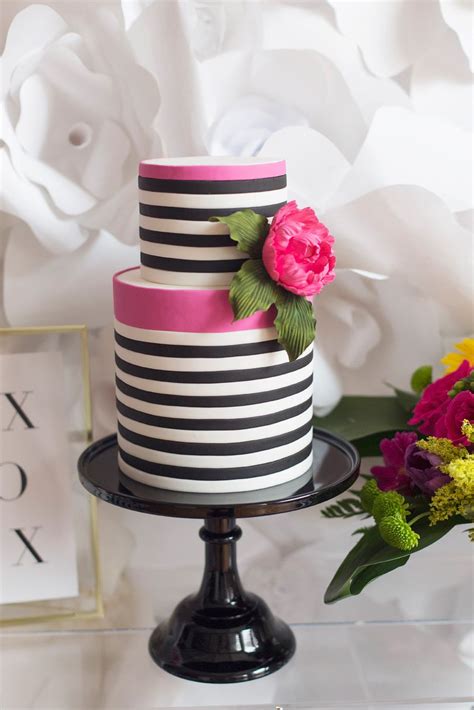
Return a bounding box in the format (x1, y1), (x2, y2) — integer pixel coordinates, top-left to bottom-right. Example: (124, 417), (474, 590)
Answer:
(443, 390), (474, 446)
(371, 431), (418, 493)
(408, 360), (471, 436)
(262, 201), (336, 297)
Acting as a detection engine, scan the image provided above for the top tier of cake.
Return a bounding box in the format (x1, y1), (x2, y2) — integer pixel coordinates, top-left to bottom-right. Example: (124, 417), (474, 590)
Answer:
(138, 156), (287, 287)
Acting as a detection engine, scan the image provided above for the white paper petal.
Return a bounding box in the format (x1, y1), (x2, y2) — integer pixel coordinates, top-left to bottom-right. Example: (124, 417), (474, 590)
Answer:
(4, 225), (138, 328)
(312, 346), (343, 415)
(0, 5), (68, 94)
(316, 272), (442, 396)
(262, 1), (412, 123)
(259, 126), (350, 211)
(204, 48), (366, 161)
(316, 272), (382, 371)
(120, 0), (155, 32)
(328, 0), (446, 77)
(127, 1), (206, 155)
(324, 185), (472, 335)
(80, 179), (138, 246)
(252, 50), (366, 161)
(181, 1), (262, 61)
(440, 0), (474, 71)
(329, 107), (473, 212)
(1, 3), (161, 251)
(207, 95), (308, 157)
(454, 209), (474, 233)
(0, 148), (87, 254)
(411, 30), (473, 132)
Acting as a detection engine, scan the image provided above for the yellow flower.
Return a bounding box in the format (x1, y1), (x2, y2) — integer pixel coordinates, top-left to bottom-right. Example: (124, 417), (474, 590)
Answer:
(429, 454), (474, 525)
(442, 455), (474, 496)
(461, 419), (474, 444)
(418, 437), (467, 463)
(441, 337), (474, 373)
(429, 481), (465, 524)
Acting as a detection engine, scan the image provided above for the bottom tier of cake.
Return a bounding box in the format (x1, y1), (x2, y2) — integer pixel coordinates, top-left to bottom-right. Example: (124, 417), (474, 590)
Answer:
(113, 268), (314, 493)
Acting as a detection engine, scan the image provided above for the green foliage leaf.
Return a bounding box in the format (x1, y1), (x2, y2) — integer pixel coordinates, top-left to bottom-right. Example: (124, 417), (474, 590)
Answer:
(313, 396), (411, 446)
(410, 365), (433, 394)
(210, 209), (269, 257)
(324, 516), (465, 604)
(385, 383), (419, 413)
(321, 497), (366, 519)
(274, 290), (316, 362)
(229, 260), (280, 321)
(229, 260), (316, 360)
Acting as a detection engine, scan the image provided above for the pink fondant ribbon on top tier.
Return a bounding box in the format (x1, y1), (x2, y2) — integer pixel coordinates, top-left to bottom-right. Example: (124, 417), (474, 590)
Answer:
(113, 268), (276, 333)
(139, 159), (286, 182)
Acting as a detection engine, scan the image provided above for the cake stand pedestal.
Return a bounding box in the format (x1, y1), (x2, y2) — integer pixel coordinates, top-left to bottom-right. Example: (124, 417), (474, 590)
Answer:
(78, 428), (359, 684)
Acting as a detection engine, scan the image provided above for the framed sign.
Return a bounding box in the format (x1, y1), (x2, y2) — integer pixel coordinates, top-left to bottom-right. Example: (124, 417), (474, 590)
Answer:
(0, 325), (102, 625)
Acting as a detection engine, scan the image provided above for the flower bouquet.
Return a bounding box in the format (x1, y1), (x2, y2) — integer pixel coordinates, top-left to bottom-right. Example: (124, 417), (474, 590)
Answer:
(320, 340), (474, 603)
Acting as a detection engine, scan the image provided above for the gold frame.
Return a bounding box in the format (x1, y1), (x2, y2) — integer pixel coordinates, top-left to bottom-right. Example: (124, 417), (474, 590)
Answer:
(0, 325), (103, 626)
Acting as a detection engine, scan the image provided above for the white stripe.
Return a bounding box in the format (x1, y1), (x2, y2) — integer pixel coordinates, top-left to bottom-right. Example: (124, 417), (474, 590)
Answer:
(115, 360), (313, 397)
(115, 383), (313, 419)
(117, 407), (313, 444)
(118, 452), (313, 493)
(115, 343), (292, 372)
(140, 265), (235, 287)
(115, 267), (229, 291)
(139, 239), (243, 261)
(138, 187), (287, 209)
(114, 319), (278, 345)
(117, 429), (313, 468)
(140, 216), (230, 234)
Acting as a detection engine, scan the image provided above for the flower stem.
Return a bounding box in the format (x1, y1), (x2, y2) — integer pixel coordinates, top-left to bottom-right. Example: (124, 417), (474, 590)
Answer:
(408, 511), (430, 527)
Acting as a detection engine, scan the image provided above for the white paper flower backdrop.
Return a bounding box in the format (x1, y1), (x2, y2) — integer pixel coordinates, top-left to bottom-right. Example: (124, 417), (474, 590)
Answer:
(1, 0), (473, 427)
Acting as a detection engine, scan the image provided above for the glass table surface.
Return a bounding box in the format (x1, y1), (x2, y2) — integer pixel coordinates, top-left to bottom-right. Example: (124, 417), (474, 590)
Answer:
(1, 620), (473, 708)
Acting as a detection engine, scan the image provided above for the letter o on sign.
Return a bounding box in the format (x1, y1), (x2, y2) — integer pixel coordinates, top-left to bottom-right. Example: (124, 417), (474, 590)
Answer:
(0, 462), (27, 501)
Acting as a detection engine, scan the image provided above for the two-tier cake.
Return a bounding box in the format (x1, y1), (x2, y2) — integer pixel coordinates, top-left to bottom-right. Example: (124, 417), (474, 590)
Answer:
(113, 157), (314, 493)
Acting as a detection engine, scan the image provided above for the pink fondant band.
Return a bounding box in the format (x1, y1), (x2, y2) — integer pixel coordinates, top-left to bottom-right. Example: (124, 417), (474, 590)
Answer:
(139, 159), (286, 182)
(113, 268), (276, 333)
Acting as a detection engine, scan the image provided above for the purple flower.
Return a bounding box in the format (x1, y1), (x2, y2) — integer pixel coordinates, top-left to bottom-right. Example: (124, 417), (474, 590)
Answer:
(371, 432), (418, 493)
(404, 443), (451, 496)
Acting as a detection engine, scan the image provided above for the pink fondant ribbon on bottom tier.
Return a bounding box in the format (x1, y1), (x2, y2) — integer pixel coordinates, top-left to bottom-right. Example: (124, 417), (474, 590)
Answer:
(113, 267), (276, 333)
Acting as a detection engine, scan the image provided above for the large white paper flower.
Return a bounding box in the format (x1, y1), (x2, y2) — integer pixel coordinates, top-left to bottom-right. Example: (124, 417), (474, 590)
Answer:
(261, 120), (472, 410)
(0, 4), (161, 254)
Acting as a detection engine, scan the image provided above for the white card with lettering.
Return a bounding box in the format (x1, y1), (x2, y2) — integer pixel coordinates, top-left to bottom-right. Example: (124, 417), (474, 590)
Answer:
(0, 351), (79, 604)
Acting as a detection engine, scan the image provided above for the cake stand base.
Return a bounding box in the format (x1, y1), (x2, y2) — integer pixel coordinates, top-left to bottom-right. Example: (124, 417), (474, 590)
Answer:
(78, 429), (359, 683)
(148, 516), (294, 683)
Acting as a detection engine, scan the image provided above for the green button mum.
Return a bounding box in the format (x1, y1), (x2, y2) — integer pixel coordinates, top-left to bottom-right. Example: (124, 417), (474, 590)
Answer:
(379, 515), (420, 551)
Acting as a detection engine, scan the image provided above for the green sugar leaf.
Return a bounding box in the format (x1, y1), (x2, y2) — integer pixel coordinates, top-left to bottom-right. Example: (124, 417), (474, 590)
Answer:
(410, 365), (433, 394)
(229, 260), (280, 321)
(274, 291), (316, 362)
(210, 209), (270, 257)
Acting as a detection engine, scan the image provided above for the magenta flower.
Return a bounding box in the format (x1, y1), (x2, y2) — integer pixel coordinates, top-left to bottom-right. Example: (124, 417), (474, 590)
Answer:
(408, 360), (471, 436)
(262, 201), (336, 297)
(404, 443), (450, 496)
(443, 390), (474, 446)
(371, 431), (418, 493)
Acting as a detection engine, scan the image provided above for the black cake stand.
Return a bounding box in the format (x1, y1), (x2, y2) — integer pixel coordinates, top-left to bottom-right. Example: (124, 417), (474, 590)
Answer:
(78, 428), (359, 684)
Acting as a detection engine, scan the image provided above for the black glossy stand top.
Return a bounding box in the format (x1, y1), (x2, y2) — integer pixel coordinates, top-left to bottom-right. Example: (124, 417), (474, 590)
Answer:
(78, 428), (360, 519)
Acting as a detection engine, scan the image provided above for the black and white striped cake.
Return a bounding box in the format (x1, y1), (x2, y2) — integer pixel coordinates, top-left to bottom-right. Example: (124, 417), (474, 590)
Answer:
(113, 157), (314, 493)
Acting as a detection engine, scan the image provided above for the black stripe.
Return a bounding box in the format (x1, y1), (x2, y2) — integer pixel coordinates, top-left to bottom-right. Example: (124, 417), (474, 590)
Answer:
(118, 420), (312, 456)
(115, 350), (313, 384)
(139, 203), (286, 221)
(138, 175), (287, 194)
(115, 331), (284, 359)
(115, 374), (313, 407)
(141, 253), (246, 273)
(116, 396), (313, 430)
(139, 227), (234, 248)
(119, 441), (313, 480)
